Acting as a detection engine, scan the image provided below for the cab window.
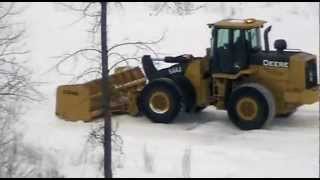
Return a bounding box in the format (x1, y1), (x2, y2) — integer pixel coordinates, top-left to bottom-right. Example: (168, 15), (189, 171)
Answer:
(245, 28), (262, 50)
(216, 29), (229, 49)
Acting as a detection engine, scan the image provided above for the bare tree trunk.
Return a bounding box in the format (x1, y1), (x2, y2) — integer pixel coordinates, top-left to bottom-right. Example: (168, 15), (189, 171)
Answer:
(100, 1), (112, 178)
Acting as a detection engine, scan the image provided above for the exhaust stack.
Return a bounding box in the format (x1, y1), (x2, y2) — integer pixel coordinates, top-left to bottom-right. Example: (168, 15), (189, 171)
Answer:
(264, 25), (272, 52)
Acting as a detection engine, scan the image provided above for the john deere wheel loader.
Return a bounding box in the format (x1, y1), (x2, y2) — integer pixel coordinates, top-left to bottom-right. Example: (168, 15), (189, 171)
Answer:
(56, 18), (319, 130)
(138, 18), (319, 130)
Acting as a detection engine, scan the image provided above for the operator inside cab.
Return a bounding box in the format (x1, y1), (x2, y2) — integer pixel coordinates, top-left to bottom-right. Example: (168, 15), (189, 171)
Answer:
(208, 18), (264, 74)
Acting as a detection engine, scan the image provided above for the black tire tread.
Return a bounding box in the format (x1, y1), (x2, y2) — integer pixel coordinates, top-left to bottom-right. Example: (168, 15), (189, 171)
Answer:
(140, 81), (181, 123)
(227, 83), (275, 130)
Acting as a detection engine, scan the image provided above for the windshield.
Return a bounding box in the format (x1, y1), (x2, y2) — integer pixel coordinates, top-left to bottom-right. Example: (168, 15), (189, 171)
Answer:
(245, 28), (262, 50)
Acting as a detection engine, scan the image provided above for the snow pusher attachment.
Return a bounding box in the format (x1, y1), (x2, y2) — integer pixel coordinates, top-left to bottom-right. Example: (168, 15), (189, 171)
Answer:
(55, 66), (146, 122)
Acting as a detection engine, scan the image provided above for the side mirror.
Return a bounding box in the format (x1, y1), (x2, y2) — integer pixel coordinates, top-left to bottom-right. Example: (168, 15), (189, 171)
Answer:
(274, 39), (287, 52)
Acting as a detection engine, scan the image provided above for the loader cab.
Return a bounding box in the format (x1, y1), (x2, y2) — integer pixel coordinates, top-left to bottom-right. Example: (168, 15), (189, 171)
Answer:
(208, 18), (265, 74)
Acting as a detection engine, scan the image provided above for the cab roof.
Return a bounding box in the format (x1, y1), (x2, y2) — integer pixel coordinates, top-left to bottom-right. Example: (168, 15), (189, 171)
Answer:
(208, 18), (267, 29)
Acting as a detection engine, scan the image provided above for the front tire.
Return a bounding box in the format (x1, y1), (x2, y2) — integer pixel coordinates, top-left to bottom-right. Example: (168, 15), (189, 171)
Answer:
(140, 83), (181, 123)
(227, 83), (275, 130)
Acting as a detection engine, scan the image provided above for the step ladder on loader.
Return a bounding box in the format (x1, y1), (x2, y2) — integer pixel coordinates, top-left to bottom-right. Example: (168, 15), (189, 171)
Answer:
(55, 66), (146, 122)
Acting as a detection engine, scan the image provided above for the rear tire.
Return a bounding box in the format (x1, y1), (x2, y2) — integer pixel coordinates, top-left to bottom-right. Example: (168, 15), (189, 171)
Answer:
(227, 83), (275, 130)
(140, 83), (181, 123)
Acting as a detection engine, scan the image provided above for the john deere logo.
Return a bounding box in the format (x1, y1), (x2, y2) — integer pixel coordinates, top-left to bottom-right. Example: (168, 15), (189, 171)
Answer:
(263, 59), (288, 68)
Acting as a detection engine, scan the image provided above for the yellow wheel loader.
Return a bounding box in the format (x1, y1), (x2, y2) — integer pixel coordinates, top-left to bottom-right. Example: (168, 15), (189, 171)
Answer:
(56, 18), (319, 130)
(138, 18), (319, 130)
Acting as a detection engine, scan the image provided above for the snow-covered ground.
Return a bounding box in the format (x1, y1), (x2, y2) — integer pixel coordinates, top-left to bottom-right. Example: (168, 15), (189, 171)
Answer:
(19, 95), (320, 178)
(14, 2), (319, 178)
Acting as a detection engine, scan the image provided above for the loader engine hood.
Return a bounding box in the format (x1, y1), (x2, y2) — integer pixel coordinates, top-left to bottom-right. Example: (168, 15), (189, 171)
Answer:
(249, 50), (307, 68)
(250, 51), (318, 89)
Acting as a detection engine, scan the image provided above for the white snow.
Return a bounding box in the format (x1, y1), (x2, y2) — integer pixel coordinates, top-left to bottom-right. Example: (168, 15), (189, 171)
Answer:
(14, 2), (319, 178)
